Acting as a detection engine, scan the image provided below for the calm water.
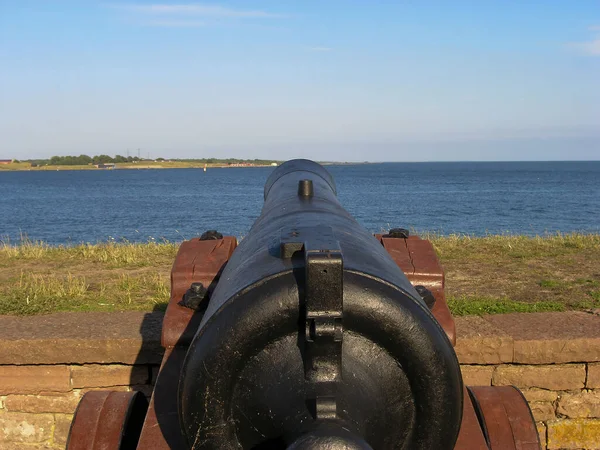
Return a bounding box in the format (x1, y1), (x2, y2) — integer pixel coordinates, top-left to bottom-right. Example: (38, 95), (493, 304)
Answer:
(1, 161), (599, 245)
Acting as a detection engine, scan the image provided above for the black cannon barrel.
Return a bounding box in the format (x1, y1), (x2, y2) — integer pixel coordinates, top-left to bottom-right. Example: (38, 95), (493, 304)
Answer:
(179, 160), (463, 449)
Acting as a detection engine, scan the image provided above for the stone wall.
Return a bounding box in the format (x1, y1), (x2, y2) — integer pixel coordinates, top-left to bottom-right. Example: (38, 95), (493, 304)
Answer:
(453, 310), (600, 449)
(1, 310), (599, 449)
(0, 364), (157, 449)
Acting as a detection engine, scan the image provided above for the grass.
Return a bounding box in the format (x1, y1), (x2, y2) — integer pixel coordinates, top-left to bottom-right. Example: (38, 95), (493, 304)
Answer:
(428, 232), (600, 315)
(0, 238), (177, 314)
(0, 233), (599, 315)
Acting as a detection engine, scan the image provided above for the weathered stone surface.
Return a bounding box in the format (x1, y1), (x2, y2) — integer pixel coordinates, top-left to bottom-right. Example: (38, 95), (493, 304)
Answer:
(521, 388), (559, 402)
(530, 402), (556, 421)
(0, 444), (55, 450)
(557, 390), (600, 418)
(53, 414), (73, 447)
(4, 392), (81, 414)
(547, 419), (600, 449)
(454, 316), (513, 364)
(0, 311), (164, 365)
(536, 422), (546, 449)
(0, 412), (54, 443)
(486, 312), (600, 364)
(460, 365), (494, 386)
(589, 362), (600, 388)
(70, 364), (148, 388)
(493, 364), (585, 390)
(0, 366), (70, 395)
(80, 386), (131, 395)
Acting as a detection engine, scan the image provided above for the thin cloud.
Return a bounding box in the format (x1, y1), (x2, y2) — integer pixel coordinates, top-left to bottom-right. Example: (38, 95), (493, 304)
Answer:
(567, 39), (600, 56)
(566, 26), (600, 56)
(111, 3), (287, 19)
(142, 19), (205, 27)
(571, 39), (600, 55)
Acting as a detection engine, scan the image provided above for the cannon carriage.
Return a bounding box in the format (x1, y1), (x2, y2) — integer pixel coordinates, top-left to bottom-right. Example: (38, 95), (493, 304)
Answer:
(67, 160), (539, 450)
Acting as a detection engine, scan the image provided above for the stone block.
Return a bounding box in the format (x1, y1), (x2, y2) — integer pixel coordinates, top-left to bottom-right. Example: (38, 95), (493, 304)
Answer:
(460, 365), (494, 386)
(530, 402), (556, 422)
(70, 364), (148, 388)
(0, 311), (164, 365)
(4, 392), (81, 414)
(521, 388), (559, 403)
(80, 385), (131, 393)
(454, 316), (513, 364)
(547, 419), (600, 449)
(588, 362), (600, 388)
(0, 411), (54, 443)
(486, 312), (600, 364)
(492, 364), (585, 390)
(0, 444), (55, 450)
(0, 366), (71, 395)
(557, 390), (600, 418)
(536, 422), (546, 449)
(53, 414), (73, 447)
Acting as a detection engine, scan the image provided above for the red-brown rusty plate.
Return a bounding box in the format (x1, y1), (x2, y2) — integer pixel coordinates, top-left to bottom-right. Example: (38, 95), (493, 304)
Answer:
(162, 236), (237, 348)
(455, 387), (489, 449)
(67, 390), (148, 450)
(468, 386), (540, 450)
(136, 347), (188, 450)
(377, 234), (456, 345)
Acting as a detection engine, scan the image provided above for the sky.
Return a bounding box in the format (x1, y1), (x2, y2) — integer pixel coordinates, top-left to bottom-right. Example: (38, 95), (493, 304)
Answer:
(0, 1), (599, 162)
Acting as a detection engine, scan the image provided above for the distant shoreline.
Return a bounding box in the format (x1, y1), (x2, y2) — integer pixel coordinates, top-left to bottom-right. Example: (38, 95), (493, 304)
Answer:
(0, 162), (279, 172)
(0, 161), (364, 172)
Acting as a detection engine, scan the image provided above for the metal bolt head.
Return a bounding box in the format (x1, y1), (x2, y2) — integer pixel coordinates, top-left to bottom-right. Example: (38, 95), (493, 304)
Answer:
(190, 282), (205, 295)
(200, 230), (223, 240)
(387, 228), (410, 238)
(414, 285), (436, 309)
(181, 282), (208, 310)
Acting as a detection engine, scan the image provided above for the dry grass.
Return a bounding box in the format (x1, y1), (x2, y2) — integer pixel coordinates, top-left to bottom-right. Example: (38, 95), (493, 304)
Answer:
(428, 233), (600, 314)
(0, 238), (177, 314)
(1, 233), (599, 315)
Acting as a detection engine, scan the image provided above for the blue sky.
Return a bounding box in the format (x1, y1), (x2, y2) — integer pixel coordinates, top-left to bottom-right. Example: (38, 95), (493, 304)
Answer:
(1, 1), (599, 161)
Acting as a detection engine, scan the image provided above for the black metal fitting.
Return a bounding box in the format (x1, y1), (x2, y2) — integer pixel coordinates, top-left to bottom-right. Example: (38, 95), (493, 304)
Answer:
(199, 230), (223, 241)
(387, 228), (410, 238)
(298, 179), (314, 197)
(180, 282), (208, 310)
(414, 285), (436, 309)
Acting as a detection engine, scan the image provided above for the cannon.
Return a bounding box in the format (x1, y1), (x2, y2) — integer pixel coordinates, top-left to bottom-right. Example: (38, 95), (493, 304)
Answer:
(67, 159), (540, 449)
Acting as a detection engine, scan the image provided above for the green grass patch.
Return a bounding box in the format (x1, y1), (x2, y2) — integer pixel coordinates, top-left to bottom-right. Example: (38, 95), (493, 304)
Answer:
(447, 295), (566, 316)
(539, 279), (563, 288)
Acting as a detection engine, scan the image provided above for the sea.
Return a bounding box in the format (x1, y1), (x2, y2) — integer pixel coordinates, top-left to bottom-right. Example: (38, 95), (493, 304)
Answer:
(1, 161), (599, 245)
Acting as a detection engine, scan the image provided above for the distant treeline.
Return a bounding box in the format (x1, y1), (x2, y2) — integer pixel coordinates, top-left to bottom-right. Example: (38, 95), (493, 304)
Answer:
(26, 155), (278, 166)
(27, 155), (143, 166)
